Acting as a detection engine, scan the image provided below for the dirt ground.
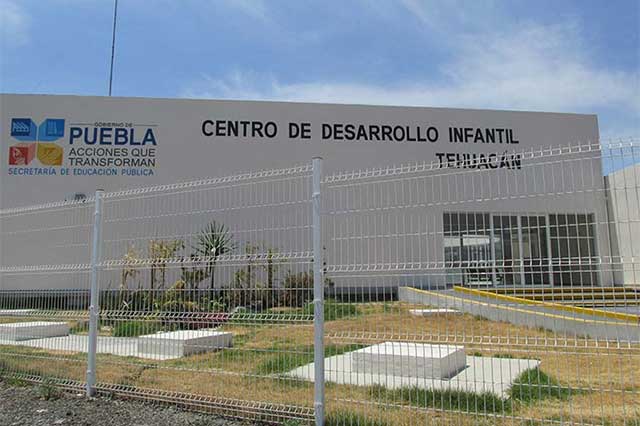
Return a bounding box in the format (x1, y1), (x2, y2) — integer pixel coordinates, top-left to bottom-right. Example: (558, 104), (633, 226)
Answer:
(0, 379), (261, 426)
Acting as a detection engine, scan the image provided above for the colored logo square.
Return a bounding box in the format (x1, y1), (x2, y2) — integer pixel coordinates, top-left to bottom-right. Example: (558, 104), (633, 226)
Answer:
(10, 118), (37, 141)
(37, 142), (64, 165)
(8, 143), (36, 165)
(38, 119), (65, 141)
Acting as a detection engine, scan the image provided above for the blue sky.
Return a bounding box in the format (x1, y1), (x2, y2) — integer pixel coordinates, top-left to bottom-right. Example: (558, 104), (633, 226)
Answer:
(1, 0), (638, 142)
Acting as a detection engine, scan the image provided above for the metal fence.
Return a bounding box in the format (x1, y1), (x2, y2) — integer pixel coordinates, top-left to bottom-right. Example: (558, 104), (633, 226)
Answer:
(1, 141), (639, 425)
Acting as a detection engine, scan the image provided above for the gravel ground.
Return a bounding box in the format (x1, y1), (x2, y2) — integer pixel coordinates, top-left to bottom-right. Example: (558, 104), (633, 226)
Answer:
(0, 379), (262, 426)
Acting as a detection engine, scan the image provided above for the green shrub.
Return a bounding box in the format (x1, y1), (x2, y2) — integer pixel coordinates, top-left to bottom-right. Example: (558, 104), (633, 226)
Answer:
(112, 320), (165, 337)
(302, 299), (358, 321)
(509, 367), (573, 403)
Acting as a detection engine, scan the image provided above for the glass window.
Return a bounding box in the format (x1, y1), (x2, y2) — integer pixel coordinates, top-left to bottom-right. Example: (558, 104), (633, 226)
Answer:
(444, 212), (492, 286)
(444, 212), (598, 287)
(549, 213), (598, 286)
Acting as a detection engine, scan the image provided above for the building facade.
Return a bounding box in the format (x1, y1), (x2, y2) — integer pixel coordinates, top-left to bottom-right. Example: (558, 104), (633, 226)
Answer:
(1, 94), (614, 290)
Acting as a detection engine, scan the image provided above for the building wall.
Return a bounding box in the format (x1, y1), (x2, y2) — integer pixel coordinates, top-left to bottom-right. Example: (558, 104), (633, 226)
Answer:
(1, 94), (601, 208)
(605, 163), (640, 286)
(0, 95), (608, 291)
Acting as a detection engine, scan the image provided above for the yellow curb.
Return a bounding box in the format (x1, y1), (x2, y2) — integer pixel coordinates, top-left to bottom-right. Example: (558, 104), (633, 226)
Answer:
(453, 286), (639, 324)
(401, 287), (635, 327)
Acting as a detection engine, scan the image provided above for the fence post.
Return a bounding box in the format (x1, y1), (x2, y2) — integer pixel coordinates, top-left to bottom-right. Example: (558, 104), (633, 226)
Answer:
(86, 189), (104, 397)
(312, 157), (324, 426)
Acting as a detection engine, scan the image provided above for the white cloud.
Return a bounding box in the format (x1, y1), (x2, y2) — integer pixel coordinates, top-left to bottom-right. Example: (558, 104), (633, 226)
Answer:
(183, 22), (638, 117)
(398, 0), (502, 37)
(0, 0), (30, 46)
(181, 4), (639, 139)
(218, 0), (270, 22)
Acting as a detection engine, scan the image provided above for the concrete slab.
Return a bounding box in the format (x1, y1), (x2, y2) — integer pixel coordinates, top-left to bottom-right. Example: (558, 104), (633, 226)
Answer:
(0, 334), (138, 356)
(409, 308), (459, 316)
(352, 342), (466, 379)
(138, 329), (232, 358)
(0, 333), (221, 361)
(0, 321), (69, 341)
(0, 309), (37, 316)
(286, 347), (539, 397)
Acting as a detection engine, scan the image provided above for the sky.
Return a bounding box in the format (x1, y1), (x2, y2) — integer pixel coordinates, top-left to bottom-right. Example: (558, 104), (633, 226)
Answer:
(0, 0), (638, 144)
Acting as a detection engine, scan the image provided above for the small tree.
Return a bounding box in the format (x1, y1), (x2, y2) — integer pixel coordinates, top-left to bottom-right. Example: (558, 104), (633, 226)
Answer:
(180, 254), (210, 290)
(120, 245), (141, 290)
(179, 254), (210, 307)
(262, 247), (281, 309)
(149, 239), (184, 290)
(194, 221), (235, 297)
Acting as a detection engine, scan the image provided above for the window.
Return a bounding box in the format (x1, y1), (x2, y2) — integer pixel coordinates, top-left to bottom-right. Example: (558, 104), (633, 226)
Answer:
(549, 213), (598, 286)
(444, 213), (492, 286)
(443, 212), (598, 287)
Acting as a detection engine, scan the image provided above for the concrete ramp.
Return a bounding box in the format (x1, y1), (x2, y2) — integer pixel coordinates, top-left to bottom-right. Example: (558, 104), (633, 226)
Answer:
(399, 287), (640, 342)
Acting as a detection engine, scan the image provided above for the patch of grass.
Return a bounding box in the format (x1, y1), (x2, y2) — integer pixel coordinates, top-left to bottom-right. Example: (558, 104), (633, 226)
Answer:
(112, 320), (166, 337)
(69, 320), (89, 334)
(509, 367), (574, 403)
(2, 375), (30, 387)
(302, 300), (359, 321)
(253, 343), (366, 375)
(369, 385), (511, 414)
(493, 353), (514, 359)
(326, 410), (390, 426)
(116, 365), (157, 387)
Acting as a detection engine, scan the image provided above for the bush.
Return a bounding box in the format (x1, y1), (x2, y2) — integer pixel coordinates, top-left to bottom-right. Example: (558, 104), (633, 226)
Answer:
(112, 320), (165, 337)
(281, 271), (313, 308)
(509, 368), (573, 403)
(303, 299), (359, 321)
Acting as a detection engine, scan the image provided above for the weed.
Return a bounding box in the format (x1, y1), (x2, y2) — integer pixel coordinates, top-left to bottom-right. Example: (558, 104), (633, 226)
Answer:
(3, 375), (29, 387)
(493, 353), (514, 359)
(369, 384), (511, 414)
(509, 367), (574, 403)
(39, 377), (60, 400)
(326, 410), (389, 426)
(282, 419), (308, 426)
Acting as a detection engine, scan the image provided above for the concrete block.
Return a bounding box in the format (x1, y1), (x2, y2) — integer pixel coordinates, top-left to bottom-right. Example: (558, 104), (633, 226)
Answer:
(137, 329), (232, 357)
(0, 321), (70, 341)
(409, 308), (459, 316)
(352, 342), (466, 379)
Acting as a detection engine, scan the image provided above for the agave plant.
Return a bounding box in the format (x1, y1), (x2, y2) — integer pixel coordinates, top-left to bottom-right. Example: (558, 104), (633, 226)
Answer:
(193, 221), (235, 293)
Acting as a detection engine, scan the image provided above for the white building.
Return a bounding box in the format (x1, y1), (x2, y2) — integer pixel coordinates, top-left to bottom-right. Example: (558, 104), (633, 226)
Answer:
(1, 94), (629, 291)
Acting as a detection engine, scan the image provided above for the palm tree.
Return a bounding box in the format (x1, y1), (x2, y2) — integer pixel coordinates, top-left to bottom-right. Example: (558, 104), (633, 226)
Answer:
(194, 221), (235, 296)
